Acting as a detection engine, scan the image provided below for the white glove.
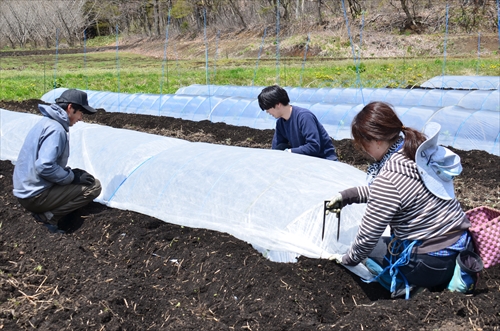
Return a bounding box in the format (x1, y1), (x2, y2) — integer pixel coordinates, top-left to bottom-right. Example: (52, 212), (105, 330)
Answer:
(325, 193), (343, 214)
(328, 253), (343, 264)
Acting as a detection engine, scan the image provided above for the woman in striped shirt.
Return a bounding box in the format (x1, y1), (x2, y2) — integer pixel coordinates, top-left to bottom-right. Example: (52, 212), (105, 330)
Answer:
(328, 101), (470, 298)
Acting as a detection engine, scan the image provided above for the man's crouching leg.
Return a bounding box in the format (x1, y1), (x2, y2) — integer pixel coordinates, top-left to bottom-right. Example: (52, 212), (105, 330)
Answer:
(19, 178), (102, 226)
(50, 178), (102, 222)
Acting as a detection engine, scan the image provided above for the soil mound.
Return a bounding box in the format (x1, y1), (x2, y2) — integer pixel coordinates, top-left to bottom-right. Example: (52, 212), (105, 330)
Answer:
(1, 99), (499, 330)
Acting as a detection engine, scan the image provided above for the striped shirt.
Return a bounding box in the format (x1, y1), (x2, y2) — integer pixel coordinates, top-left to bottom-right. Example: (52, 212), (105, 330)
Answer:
(342, 152), (467, 265)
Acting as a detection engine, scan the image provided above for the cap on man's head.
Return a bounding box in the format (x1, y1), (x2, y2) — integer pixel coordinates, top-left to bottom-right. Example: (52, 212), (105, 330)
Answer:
(55, 89), (96, 115)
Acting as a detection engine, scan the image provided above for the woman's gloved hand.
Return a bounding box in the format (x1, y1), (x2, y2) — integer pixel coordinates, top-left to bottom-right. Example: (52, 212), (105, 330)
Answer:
(325, 193), (343, 215)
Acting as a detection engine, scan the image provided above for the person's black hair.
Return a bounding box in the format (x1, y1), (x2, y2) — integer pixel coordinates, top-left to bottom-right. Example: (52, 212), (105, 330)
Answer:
(56, 102), (69, 111)
(71, 104), (83, 113)
(257, 85), (290, 110)
(56, 102), (83, 113)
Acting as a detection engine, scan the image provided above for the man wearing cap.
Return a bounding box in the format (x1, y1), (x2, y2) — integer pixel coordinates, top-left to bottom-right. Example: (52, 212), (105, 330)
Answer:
(257, 85), (338, 160)
(12, 89), (102, 233)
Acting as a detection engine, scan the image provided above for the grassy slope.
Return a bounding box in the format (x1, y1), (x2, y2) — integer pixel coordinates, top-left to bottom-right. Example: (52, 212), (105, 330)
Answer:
(1, 13), (499, 101)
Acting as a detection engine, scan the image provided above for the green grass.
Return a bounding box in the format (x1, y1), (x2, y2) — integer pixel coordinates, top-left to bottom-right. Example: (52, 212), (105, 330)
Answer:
(0, 51), (498, 101)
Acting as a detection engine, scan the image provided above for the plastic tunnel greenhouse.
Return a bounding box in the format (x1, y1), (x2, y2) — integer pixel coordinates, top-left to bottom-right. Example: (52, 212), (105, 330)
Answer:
(1, 107), (373, 279)
(420, 75), (500, 90)
(174, 84), (500, 111)
(41, 86), (500, 156)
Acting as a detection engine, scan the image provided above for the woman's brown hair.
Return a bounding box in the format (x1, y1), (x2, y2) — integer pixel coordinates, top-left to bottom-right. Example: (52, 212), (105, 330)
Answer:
(351, 102), (426, 161)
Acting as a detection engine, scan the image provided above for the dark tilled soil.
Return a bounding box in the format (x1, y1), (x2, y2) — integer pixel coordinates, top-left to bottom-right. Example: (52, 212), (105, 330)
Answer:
(1, 99), (499, 330)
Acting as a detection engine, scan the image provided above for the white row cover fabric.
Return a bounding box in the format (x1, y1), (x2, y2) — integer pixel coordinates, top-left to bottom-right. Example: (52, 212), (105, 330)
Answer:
(40, 88), (500, 156)
(175, 84), (500, 111)
(0, 108), (373, 279)
(421, 76), (500, 90)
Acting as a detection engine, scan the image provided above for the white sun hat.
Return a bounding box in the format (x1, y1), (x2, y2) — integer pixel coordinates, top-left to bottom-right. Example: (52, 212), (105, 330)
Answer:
(415, 122), (463, 200)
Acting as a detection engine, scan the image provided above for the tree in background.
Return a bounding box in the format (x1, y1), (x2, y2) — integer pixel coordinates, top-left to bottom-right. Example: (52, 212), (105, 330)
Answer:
(0, 0), (498, 49)
(0, 0), (90, 49)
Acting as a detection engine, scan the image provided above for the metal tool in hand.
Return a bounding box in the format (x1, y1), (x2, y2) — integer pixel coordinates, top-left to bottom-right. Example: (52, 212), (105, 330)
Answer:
(322, 201), (341, 241)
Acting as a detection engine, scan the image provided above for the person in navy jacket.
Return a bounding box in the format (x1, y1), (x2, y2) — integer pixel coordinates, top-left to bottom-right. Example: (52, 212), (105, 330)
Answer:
(257, 85), (338, 161)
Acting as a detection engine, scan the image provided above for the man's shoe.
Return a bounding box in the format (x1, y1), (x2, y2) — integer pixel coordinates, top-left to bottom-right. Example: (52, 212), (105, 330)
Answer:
(42, 223), (66, 234)
(32, 213), (49, 223)
(32, 213), (65, 234)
